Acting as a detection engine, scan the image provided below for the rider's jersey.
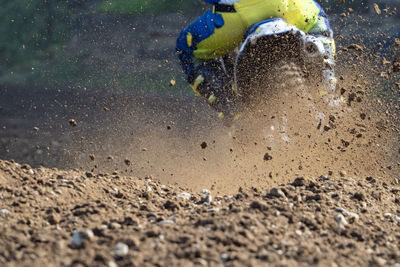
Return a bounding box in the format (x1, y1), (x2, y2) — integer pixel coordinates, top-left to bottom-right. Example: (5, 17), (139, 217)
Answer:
(177, 0), (330, 75)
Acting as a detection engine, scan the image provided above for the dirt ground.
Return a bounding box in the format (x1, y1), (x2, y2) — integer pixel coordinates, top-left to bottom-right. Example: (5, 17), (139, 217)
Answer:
(1, 4), (400, 267)
(0, 160), (399, 267)
(1, 57), (399, 267)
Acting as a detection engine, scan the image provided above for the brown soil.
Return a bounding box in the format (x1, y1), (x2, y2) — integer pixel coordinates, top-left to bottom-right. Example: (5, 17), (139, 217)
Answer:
(1, 7), (400, 267)
(0, 160), (399, 267)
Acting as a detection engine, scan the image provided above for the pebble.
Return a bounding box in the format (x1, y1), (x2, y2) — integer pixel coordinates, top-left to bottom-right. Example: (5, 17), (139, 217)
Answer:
(269, 188), (286, 198)
(320, 175), (329, 181)
(292, 177), (305, 187)
(199, 189), (212, 203)
(221, 253), (229, 262)
(177, 192), (191, 200)
(71, 229), (94, 248)
(193, 258), (208, 266)
(68, 119), (77, 127)
(200, 189), (211, 195)
(372, 256), (386, 266)
(200, 142), (207, 149)
(114, 242), (129, 257)
(334, 214), (348, 226)
(335, 207), (359, 220)
(108, 261), (118, 267)
(158, 220), (175, 225)
(384, 213), (392, 218)
(109, 222), (121, 230)
(202, 195), (212, 204)
(0, 209), (10, 215)
(263, 153), (273, 161)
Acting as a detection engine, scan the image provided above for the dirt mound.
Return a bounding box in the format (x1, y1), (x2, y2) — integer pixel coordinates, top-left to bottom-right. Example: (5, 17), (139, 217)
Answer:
(1, 160), (399, 267)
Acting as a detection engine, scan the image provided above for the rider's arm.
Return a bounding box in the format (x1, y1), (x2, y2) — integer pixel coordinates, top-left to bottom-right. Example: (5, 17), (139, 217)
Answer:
(176, 29), (195, 75)
(176, 10), (224, 76)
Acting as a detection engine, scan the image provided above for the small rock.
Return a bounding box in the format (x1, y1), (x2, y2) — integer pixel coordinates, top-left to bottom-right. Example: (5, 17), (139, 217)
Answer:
(145, 229), (160, 237)
(292, 177), (305, 187)
(268, 188), (286, 198)
(373, 3), (381, 15)
(164, 200), (179, 211)
(366, 176), (376, 183)
(33, 127), (39, 132)
(200, 189), (211, 195)
(335, 207), (359, 221)
(158, 220), (175, 225)
(177, 192), (191, 200)
(124, 159), (131, 166)
(347, 44), (364, 51)
(352, 192), (364, 201)
(89, 154), (95, 161)
(250, 200), (268, 211)
(339, 170), (347, 177)
(200, 195), (212, 203)
(71, 229), (94, 249)
(46, 214), (61, 225)
(0, 209), (10, 215)
(372, 256), (386, 267)
(200, 142), (207, 149)
(114, 242), (129, 257)
(198, 189), (212, 204)
(69, 119), (77, 127)
(319, 175), (329, 181)
(169, 78), (176, 87)
(263, 153), (273, 161)
(193, 258), (208, 266)
(109, 222), (121, 230)
(334, 214), (348, 226)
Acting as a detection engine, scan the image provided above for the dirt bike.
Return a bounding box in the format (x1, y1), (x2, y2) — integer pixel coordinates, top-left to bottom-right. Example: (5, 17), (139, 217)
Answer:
(216, 18), (338, 147)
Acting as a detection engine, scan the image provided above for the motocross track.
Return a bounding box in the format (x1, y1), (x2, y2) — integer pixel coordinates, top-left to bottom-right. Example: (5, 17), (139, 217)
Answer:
(1, 6), (400, 267)
(1, 57), (399, 267)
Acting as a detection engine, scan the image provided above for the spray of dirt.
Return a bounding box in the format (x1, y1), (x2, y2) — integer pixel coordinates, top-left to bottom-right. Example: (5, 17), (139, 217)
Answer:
(62, 57), (398, 196)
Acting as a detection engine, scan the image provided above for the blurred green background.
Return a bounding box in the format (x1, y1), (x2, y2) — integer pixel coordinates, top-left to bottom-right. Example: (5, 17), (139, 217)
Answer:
(0, 0), (395, 91)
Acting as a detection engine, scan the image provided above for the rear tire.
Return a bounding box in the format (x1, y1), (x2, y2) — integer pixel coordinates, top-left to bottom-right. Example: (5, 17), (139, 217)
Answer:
(234, 61), (326, 149)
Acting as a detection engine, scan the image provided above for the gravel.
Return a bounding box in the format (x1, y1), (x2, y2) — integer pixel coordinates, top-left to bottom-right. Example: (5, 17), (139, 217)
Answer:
(0, 160), (399, 266)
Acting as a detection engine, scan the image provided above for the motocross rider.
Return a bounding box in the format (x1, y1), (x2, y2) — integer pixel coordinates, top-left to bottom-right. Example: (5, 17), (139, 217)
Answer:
(176, 0), (336, 124)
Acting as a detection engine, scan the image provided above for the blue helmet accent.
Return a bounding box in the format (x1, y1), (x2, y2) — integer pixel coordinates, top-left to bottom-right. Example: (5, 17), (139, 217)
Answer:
(204, 0), (221, 3)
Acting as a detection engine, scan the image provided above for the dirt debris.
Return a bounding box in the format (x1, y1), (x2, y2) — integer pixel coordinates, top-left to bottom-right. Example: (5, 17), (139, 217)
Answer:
(0, 160), (399, 267)
(68, 119), (77, 127)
